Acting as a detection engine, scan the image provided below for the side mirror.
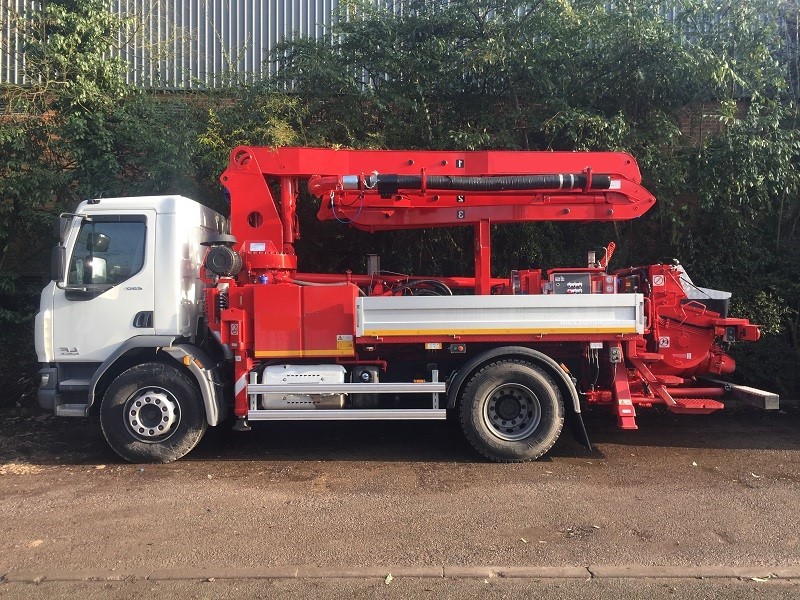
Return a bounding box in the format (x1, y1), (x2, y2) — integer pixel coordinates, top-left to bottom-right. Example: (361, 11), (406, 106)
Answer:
(50, 246), (66, 283)
(52, 215), (70, 241)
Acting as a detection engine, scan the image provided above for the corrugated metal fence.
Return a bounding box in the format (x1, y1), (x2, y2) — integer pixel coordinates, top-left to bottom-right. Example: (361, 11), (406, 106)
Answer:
(1, 0), (337, 89)
(1, 1), (778, 90)
(1, 0), (33, 86)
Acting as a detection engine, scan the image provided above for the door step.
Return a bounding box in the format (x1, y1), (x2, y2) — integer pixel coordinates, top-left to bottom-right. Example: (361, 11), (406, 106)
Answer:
(59, 378), (91, 392)
(55, 404), (88, 417)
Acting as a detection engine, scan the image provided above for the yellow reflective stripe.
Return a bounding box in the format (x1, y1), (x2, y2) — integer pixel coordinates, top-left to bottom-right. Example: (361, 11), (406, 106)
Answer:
(254, 349), (354, 358)
(362, 327), (637, 336)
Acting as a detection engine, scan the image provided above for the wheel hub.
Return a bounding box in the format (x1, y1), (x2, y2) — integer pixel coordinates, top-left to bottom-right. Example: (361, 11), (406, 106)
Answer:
(126, 388), (180, 440)
(496, 396), (522, 420)
(484, 383), (542, 441)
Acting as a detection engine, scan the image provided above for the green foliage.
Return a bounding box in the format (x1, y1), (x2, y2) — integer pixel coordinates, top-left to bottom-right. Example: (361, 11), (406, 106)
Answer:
(270, 0), (800, 392)
(195, 91), (310, 209)
(2, 0), (800, 402)
(22, 0), (129, 110)
(0, 1), (211, 406)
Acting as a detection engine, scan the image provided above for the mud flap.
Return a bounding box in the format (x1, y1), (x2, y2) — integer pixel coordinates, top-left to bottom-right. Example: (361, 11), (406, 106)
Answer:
(566, 409), (591, 450)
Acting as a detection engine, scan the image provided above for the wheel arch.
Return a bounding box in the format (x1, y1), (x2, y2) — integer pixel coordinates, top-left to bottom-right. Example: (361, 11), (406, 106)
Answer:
(447, 345), (590, 449)
(88, 336), (228, 426)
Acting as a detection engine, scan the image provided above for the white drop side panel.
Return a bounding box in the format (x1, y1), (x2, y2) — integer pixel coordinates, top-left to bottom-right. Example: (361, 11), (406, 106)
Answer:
(357, 294), (645, 336)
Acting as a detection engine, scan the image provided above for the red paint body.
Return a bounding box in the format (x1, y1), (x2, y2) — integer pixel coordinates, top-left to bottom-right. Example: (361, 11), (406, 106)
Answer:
(210, 146), (761, 427)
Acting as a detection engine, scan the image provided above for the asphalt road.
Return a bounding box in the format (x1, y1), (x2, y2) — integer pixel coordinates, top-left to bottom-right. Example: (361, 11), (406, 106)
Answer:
(1, 405), (799, 596)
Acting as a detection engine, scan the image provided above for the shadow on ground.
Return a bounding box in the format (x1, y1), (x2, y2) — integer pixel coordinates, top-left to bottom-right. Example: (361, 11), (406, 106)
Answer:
(0, 403), (797, 467)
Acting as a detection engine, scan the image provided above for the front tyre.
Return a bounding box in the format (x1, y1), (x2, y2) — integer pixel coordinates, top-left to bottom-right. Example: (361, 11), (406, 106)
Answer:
(100, 362), (207, 463)
(460, 359), (564, 462)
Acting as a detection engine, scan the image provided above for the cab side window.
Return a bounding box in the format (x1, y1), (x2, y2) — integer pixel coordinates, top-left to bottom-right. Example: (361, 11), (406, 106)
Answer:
(67, 220), (146, 286)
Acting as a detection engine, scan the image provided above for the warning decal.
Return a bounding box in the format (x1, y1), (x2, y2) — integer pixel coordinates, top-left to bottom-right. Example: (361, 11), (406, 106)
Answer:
(337, 335), (354, 351)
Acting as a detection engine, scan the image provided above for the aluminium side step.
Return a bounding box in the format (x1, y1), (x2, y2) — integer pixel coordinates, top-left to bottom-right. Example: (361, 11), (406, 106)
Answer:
(248, 409), (446, 421)
(246, 381), (447, 421)
(246, 383), (445, 394)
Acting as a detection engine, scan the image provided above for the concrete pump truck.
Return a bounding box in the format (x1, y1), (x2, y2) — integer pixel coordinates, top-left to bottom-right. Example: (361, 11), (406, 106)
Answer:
(35, 146), (777, 463)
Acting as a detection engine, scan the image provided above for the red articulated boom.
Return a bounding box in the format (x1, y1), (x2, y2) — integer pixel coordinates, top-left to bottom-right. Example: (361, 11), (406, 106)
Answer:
(202, 146), (774, 462)
(220, 146), (654, 293)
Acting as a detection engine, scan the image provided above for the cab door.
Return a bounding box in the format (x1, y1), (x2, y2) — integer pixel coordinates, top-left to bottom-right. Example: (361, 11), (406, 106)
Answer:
(51, 211), (156, 363)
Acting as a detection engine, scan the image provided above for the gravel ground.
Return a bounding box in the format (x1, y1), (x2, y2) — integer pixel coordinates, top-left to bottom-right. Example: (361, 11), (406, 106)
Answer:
(1, 406), (798, 574)
(2, 577), (800, 600)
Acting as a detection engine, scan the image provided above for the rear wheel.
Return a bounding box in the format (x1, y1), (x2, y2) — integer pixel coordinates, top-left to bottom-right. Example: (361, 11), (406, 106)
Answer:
(100, 362), (207, 463)
(460, 359), (564, 462)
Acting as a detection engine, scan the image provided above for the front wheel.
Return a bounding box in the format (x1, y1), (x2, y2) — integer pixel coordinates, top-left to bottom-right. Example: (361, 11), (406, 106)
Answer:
(460, 359), (564, 462)
(100, 362), (207, 463)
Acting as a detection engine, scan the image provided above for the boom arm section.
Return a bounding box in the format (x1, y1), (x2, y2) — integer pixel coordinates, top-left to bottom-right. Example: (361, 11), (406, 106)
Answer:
(222, 146), (655, 233)
(219, 146), (657, 293)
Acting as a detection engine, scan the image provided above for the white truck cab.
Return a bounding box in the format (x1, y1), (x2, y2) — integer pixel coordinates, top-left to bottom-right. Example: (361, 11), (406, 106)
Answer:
(35, 196), (230, 449)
